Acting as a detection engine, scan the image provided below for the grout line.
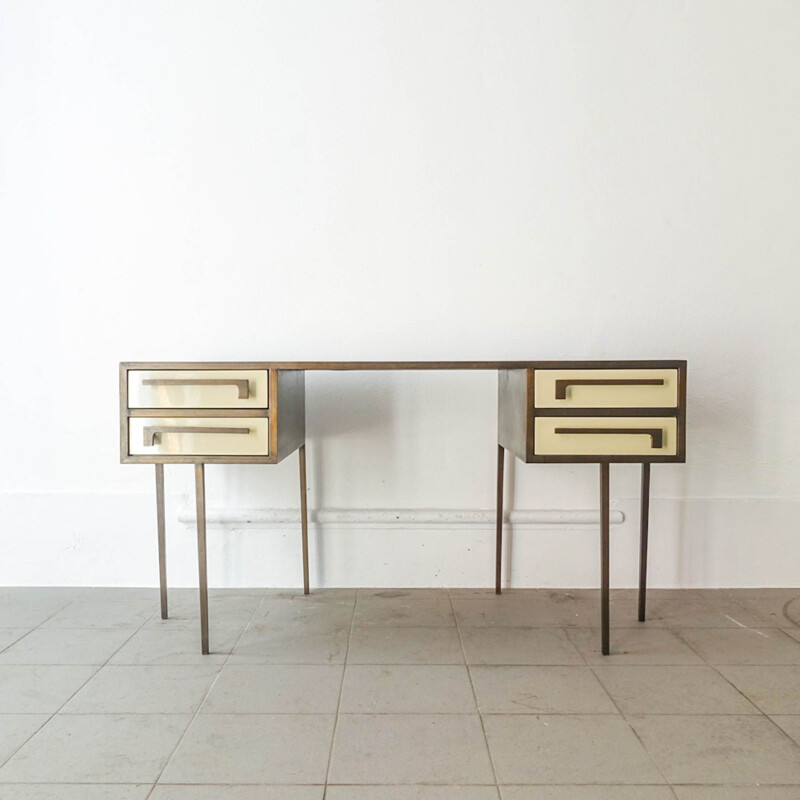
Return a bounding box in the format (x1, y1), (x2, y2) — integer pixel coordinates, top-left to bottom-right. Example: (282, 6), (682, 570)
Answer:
(143, 590), (269, 799)
(577, 620), (673, 787)
(448, 588), (501, 797)
(0, 596), (151, 772)
(320, 588), (358, 799)
(0, 588), (91, 655)
(0, 629), (34, 656)
(638, 594), (800, 782)
(704, 657), (800, 755)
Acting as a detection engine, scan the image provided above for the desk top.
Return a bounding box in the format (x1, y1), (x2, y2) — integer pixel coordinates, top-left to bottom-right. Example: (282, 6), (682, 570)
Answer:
(122, 360), (686, 371)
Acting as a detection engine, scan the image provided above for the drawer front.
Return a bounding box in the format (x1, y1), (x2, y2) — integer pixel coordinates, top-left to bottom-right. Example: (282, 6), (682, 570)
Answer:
(534, 416), (678, 457)
(129, 417), (270, 456)
(128, 370), (268, 409)
(534, 369), (678, 408)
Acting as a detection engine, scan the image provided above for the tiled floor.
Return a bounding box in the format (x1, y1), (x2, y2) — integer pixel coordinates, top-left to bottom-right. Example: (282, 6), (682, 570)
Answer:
(0, 587), (799, 798)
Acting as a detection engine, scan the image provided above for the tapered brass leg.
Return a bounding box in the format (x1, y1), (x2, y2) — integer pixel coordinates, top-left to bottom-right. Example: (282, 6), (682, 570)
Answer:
(495, 444), (505, 595)
(194, 464), (209, 655)
(155, 464), (168, 619)
(299, 444), (310, 595)
(638, 462), (651, 622)
(600, 462), (610, 655)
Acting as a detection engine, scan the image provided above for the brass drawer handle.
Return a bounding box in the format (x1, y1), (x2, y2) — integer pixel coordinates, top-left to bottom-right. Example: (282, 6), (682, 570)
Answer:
(554, 378), (664, 400)
(142, 378), (250, 400)
(554, 427), (664, 449)
(143, 425), (250, 447)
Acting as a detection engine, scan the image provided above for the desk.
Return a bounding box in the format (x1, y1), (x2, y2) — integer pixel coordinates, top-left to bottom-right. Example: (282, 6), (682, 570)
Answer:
(120, 360), (687, 654)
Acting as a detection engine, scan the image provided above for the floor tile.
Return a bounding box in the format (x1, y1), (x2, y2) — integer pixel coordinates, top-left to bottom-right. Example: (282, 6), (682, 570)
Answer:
(725, 588), (800, 627)
(109, 626), (239, 665)
(451, 589), (664, 629)
(0, 627), (135, 665)
(607, 589), (669, 628)
(0, 715), (49, 766)
(678, 628), (800, 665)
(329, 714), (494, 784)
(160, 714), (334, 784)
(201, 664), (342, 713)
(0, 714), (191, 783)
(672, 788), (800, 799)
(0, 786), (152, 799)
(500, 788), (675, 799)
(771, 715), (800, 745)
(0, 665), (96, 713)
(348, 626), (463, 664)
(150, 787), (323, 799)
(566, 627), (704, 665)
(156, 594), (262, 629)
(717, 666), (800, 714)
(42, 599), (155, 629)
(782, 626), (800, 644)
(354, 591), (455, 628)
(483, 714), (664, 784)
(471, 666), (616, 714)
(592, 665), (759, 714)
(326, 789), (499, 799)
(452, 590), (597, 628)
(461, 628), (582, 665)
(629, 714), (800, 783)
(252, 595), (355, 632)
(229, 624), (348, 664)
(0, 632), (29, 653)
(62, 664), (221, 714)
(264, 588), (357, 602)
(0, 592), (81, 628)
(81, 587), (164, 602)
(0, 588), (84, 603)
(340, 665), (476, 713)
(648, 590), (770, 629)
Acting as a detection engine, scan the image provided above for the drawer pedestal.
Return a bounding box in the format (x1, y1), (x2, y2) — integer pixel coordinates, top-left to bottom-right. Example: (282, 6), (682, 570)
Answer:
(120, 364), (306, 655)
(497, 360), (687, 654)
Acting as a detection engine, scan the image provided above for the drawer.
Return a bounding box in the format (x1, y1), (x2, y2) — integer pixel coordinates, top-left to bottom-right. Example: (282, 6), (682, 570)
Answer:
(129, 417), (270, 457)
(534, 417), (678, 457)
(534, 369), (678, 409)
(128, 370), (268, 409)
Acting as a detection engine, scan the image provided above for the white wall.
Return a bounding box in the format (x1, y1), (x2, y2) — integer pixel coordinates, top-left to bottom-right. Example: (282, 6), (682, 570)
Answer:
(1, 0), (799, 588)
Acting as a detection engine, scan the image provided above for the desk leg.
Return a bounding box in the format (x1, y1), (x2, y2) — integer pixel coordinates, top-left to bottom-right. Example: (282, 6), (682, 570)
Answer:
(194, 464), (209, 655)
(299, 444), (310, 595)
(155, 464), (168, 620)
(600, 463), (610, 656)
(638, 462), (651, 622)
(495, 444), (504, 595)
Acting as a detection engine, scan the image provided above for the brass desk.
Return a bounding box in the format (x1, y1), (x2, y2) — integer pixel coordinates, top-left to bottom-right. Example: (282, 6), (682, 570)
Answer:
(120, 360), (687, 654)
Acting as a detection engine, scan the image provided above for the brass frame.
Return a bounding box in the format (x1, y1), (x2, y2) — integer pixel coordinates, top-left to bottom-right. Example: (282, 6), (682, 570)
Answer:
(120, 359), (686, 656)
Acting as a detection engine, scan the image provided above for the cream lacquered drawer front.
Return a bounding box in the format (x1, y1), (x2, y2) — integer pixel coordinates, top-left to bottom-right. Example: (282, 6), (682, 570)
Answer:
(128, 370), (269, 409)
(129, 417), (270, 457)
(534, 417), (678, 457)
(534, 369), (678, 408)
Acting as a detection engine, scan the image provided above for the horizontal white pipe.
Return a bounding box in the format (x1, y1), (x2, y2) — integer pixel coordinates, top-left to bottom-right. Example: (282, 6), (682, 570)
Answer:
(177, 507), (625, 528)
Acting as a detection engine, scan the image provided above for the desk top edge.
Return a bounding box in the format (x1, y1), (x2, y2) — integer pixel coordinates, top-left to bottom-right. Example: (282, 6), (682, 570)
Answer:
(121, 360), (687, 371)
